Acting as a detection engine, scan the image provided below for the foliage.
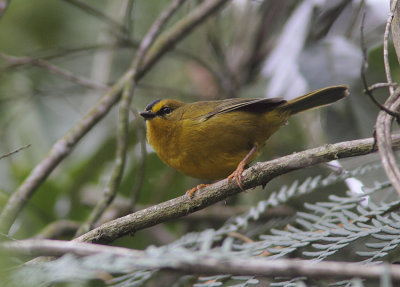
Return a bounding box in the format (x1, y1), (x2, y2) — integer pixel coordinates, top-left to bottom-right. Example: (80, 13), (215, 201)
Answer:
(0, 0), (399, 286)
(7, 161), (400, 287)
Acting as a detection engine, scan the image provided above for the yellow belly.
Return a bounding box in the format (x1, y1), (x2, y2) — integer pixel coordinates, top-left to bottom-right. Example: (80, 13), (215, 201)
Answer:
(147, 109), (289, 180)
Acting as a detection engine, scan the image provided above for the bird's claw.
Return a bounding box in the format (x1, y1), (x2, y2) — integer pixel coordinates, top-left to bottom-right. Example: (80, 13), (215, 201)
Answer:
(186, 184), (209, 198)
(227, 162), (245, 190)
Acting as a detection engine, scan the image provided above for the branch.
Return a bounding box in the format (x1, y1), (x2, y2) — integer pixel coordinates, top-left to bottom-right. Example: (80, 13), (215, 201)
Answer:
(62, 0), (127, 35)
(0, 0), (230, 234)
(375, 2), (400, 197)
(75, 0), (187, 236)
(391, 0), (400, 64)
(0, 144), (31, 160)
(75, 134), (400, 244)
(164, 259), (400, 282)
(33, 220), (80, 240)
(3, 239), (400, 282)
(140, 0), (229, 75)
(1, 239), (143, 258)
(360, 13), (400, 118)
(81, 188), (294, 225)
(384, 0), (398, 96)
(0, 53), (109, 91)
(376, 87), (400, 196)
(161, 258), (400, 282)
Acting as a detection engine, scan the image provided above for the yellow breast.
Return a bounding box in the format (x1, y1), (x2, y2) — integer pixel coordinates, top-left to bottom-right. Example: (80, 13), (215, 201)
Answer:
(146, 108), (289, 180)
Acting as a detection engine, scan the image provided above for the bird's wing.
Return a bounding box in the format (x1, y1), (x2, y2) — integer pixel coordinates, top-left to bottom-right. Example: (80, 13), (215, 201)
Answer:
(199, 98), (286, 121)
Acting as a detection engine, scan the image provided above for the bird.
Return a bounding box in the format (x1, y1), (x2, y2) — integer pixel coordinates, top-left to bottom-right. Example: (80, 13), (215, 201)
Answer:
(140, 85), (349, 197)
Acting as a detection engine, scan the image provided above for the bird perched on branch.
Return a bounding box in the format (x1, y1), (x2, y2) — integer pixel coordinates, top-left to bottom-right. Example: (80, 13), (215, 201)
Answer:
(140, 85), (349, 197)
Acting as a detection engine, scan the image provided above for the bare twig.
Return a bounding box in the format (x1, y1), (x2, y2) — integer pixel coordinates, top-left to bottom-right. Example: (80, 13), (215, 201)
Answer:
(74, 0), (187, 237)
(74, 134), (400, 244)
(1, 239), (144, 258)
(34, 220), (80, 240)
(132, 0), (187, 71)
(3, 239), (400, 281)
(74, 83), (136, 237)
(123, 0), (136, 35)
(3, 40), (218, 88)
(376, 87), (400, 196)
(345, 0), (365, 38)
(140, 0), (229, 75)
(367, 82), (398, 91)
(0, 144), (31, 160)
(62, 0), (127, 35)
(1, 53), (109, 91)
(391, 0), (400, 63)
(384, 0), (398, 96)
(0, 0), (230, 234)
(360, 13), (400, 118)
(375, 2), (400, 197)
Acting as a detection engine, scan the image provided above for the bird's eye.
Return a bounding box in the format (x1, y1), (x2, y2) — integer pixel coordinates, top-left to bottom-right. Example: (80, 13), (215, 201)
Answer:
(159, 106), (172, 115)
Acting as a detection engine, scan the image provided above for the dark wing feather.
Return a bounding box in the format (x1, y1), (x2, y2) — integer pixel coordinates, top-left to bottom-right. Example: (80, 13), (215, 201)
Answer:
(199, 98), (286, 121)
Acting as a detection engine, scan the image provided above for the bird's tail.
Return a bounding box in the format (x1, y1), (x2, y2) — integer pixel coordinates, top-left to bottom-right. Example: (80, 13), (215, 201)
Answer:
(277, 85), (349, 115)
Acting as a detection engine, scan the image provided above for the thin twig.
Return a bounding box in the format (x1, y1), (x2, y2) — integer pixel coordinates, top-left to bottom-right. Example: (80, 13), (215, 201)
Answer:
(74, 83), (136, 237)
(384, 0), (398, 96)
(3, 40), (218, 88)
(131, 0), (188, 71)
(360, 13), (400, 118)
(376, 87), (400, 196)
(1, 53), (109, 91)
(62, 0), (127, 35)
(367, 82), (398, 91)
(140, 0), (229, 75)
(0, 0), (230, 234)
(33, 220), (80, 240)
(205, 17), (235, 93)
(124, 0), (136, 36)
(0, 144), (31, 160)
(74, 134), (400, 244)
(74, 0), (187, 237)
(375, 2), (400, 197)
(1, 239), (144, 258)
(345, 0), (365, 38)
(391, 0), (400, 63)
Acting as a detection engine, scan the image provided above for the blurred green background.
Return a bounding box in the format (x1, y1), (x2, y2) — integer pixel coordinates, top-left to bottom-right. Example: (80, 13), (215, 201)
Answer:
(0, 0), (398, 260)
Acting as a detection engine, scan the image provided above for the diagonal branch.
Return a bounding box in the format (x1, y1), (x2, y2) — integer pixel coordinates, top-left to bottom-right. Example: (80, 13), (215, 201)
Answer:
(0, 144), (31, 160)
(74, 134), (400, 244)
(75, 0), (187, 236)
(1, 53), (109, 91)
(0, 0), (230, 234)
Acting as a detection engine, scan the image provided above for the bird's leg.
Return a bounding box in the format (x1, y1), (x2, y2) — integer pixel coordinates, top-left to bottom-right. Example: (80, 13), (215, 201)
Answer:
(186, 184), (210, 198)
(227, 146), (258, 190)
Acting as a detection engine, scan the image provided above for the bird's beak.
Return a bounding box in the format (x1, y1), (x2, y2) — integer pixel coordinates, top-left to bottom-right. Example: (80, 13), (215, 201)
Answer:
(140, 111), (156, 120)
